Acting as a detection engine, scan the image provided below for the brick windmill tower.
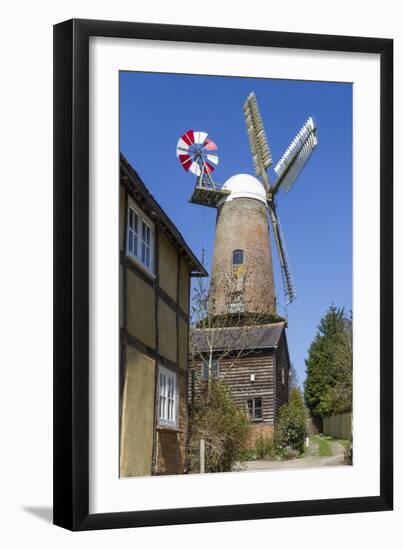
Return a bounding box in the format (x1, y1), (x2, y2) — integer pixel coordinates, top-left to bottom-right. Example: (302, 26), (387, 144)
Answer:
(177, 94), (318, 438)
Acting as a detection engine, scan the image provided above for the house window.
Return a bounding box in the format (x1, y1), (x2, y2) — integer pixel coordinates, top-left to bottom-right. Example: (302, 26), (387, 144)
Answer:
(127, 202), (154, 272)
(246, 397), (263, 420)
(141, 220), (152, 268)
(127, 207), (139, 257)
(158, 366), (177, 428)
(281, 365), (286, 385)
(202, 357), (219, 380)
(232, 249), (244, 265)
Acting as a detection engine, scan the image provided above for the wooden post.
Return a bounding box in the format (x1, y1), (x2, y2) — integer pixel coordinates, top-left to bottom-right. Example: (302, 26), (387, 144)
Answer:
(200, 438), (205, 474)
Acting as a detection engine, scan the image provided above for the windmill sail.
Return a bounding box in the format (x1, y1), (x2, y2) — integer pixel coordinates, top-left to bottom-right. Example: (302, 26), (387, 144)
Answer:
(243, 92), (272, 191)
(269, 205), (296, 305)
(273, 117), (318, 194)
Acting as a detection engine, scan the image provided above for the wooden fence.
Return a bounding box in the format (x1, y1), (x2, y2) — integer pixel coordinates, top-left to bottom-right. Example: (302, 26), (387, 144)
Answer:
(323, 412), (352, 440)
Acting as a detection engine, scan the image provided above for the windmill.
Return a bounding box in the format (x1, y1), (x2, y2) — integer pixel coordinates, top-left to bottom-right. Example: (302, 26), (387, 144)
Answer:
(176, 92), (318, 309)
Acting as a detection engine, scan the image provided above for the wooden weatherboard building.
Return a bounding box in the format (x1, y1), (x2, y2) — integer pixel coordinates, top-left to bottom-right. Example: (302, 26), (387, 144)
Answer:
(190, 324), (290, 441)
(119, 154), (206, 477)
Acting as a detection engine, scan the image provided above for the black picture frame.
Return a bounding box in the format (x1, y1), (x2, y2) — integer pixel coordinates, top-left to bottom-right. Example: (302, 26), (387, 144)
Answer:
(53, 18), (393, 531)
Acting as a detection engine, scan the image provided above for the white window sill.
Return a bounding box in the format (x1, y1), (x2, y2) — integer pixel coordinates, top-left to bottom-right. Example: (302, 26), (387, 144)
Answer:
(126, 252), (156, 280)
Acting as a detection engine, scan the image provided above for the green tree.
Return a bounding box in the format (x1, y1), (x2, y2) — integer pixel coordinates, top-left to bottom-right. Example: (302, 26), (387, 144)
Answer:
(304, 305), (352, 417)
(277, 387), (307, 453)
(289, 364), (299, 390)
(326, 314), (352, 413)
(187, 379), (251, 473)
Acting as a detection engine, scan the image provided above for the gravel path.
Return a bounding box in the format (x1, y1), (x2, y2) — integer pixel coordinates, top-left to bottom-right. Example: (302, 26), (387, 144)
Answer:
(234, 438), (347, 472)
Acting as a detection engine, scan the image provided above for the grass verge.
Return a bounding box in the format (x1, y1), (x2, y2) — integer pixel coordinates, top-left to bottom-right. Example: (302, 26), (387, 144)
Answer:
(310, 435), (332, 456)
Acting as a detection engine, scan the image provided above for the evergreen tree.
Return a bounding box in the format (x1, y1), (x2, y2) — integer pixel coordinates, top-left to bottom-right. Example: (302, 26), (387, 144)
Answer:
(304, 305), (352, 417)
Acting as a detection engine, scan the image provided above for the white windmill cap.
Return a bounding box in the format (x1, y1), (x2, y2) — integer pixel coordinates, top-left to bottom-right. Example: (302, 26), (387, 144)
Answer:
(220, 173), (267, 205)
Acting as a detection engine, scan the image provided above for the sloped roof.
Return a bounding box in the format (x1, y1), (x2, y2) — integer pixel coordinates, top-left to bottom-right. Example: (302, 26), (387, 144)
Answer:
(191, 322), (285, 352)
(120, 153), (207, 277)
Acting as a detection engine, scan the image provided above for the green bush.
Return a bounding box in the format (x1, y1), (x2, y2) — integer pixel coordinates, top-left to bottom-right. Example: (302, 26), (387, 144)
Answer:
(277, 388), (307, 454)
(188, 379), (251, 473)
(255, 434), (277, 460)
(239, 448), (257, 461)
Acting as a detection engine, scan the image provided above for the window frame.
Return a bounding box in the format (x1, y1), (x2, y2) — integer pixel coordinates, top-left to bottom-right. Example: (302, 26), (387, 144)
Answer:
(201, 357), (220, 381)
(246, 397), (263, 421)
(126, 199), (155, 275)
(158, 366), (178, 429)
(232, 249), (244, 265)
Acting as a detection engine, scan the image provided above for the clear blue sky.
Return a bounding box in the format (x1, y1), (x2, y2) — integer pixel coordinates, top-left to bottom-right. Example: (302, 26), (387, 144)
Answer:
(120, 71), (352, 386)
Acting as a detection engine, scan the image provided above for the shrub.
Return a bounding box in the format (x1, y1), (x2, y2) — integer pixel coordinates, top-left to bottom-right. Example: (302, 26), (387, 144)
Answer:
(188, 379), (251, 473)
(282, 447), (299, 460)
(239, 448), (257, 461)
(277, 388), (307, 454)
(255, 434), (277, 460)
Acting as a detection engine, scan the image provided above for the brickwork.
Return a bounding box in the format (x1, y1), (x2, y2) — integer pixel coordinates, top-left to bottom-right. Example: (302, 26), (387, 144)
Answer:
(248, 423), (274, 447)
(209, 198), (276, 316)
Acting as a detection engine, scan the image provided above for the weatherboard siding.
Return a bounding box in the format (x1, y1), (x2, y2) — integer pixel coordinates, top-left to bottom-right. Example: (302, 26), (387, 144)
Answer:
(189, 350), (276, 426)
(275, 333), (290, 417)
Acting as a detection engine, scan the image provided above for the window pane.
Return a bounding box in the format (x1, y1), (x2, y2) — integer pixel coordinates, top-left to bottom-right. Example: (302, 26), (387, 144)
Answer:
(254, 407), (263, 419)
(133, 235), (138, 256)
(160, 373), (166, 395)
(232, 249), (244, 265)
(212, 359), (219, 378)
(128, 231), (134, 253)
(255, 398), (262, 408)
(134, 213), (138, 233)
(159, 369), (176, 424)
(129, 208), (133, 227)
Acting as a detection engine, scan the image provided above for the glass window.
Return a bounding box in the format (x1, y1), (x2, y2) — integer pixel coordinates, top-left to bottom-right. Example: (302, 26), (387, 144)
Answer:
(158, 367), (177, 427)
(126, 202), (154, 273)
(127, 207), (139, 257)
(141, 221), (152, 268)
(247, 397), (263, 420)
(232, 249), (244, 265)
(202, 358), (219, 380)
